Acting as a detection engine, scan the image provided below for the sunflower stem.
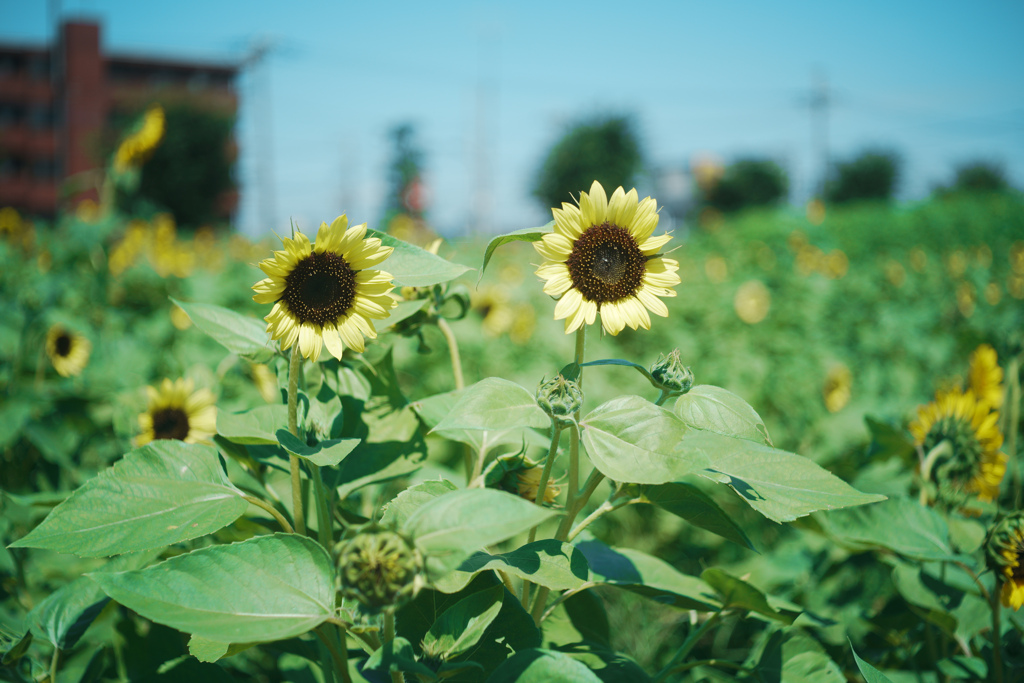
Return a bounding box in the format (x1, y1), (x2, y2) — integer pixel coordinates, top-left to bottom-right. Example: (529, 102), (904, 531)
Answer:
(523, 422), (563, 608)
(49, 646), (59, 683)
(311, 466), (333, 549)
(437, 318), (464, 391)
(287, 346), (307, 536)
(992, 579), (1004, 683)
(242, 494), (294, 534)
(652, 610), (724, 683)
(383, 611), (404, 683)
(1007, 354), (1020, 510)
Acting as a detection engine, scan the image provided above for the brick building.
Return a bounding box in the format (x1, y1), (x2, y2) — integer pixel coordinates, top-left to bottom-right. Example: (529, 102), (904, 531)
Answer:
(0, 20), (239, 217)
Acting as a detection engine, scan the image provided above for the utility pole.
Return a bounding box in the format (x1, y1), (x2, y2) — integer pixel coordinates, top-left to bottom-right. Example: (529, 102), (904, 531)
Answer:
(242, 38), (276, 234)
(807, 70), (831, 199)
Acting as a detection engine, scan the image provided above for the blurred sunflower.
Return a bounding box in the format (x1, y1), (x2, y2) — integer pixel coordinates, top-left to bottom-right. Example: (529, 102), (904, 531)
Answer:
(823, 363), (852, 413)
(909, 388), (1005, 507)
(252, 215), (397, 361)
(136, 378), (217, 446)
(987, 515), (1024, 610)
(45, 325), (91, 377)
(534, 180), (680, 335)
(968, 344), (1004, 411)
(113, 105), (165, 173)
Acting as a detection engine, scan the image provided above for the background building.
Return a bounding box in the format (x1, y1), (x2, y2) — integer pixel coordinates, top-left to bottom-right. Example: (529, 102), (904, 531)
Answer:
(0, 20), (238, 218)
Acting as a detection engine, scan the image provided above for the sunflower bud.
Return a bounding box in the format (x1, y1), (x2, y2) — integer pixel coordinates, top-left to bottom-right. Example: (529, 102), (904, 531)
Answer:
(985, 512), (1024, 610)
(338, 527), (424, 613)
(649, 349), (694, 395)
(537, 374), (583, 425)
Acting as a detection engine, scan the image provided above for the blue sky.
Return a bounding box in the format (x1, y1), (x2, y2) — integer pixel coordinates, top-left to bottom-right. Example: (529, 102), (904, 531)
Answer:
(2, 0), (1022, 237)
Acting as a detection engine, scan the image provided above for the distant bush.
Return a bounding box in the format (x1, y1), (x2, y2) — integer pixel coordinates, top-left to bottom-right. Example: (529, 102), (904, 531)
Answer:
(826, 149), (900, 204)
(935, 161), (1011, 196)
(703, 158), (789, 213)
(533, 115), (642, 209)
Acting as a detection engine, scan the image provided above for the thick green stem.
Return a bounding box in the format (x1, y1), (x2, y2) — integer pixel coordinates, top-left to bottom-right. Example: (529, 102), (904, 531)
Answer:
(314, 626), (351, 683)
(652, 611), (724, 683)
(311, 466), (333, 548)
(1007, 355), (1020, 510)
(383, 612), (404, 683)
(527, 423), (563, 544)
(992, 581), (1004, 683)
(287, 347), (306, 535)
(50, 646), (59, 683)
(568, 500), (616, 543)
(437, 318), (464, 391)
(242, 494), (294, 534)
(655, 388), (672, 406)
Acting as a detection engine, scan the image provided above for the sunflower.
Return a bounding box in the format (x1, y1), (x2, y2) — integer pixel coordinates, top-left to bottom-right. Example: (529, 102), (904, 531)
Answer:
(113, 105), (165, 173)
(534, 181), (680, 335)
(822, 363), (853, 414)
(252, 215), (397, 361)
(136, 378), (217, 446)
(45, 325), (92, 377)
(986, 513), (1024, 610)
(968, 343), (1004, 411)
(909, 388), (1005, 506)
(1000, 529), (1024, 610)
(516, 466), (561, 506)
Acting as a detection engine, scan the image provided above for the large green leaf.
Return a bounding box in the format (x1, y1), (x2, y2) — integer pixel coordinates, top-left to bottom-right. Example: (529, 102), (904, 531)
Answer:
(674, 385), (772, 445)
(422, 585), (504, 660)
(217, 405), (288, 445)
(818, 496), (959, 561)
(415, 389), (549, 453)
(642, 482), (754, 550)
(577, 540), (720, 611)
(334, 439), (427, 499)
(580, 396), (708, 485)
(450, 540), (590, 592)
(89, 534), (333, 643)
(487, 648), (603, 683)
(172, 299), (274, 362)
(685, 431), (885, 523)
(403, 489), (558, 578)
(29, 551), (158, 648)
(10, 442), (248, 557)
(479, 222), (553, 277)
(380, 479), (459, 528)
(276, 429), (360, 467)
(432, 378), (550, 434)
(366, 228), (472, 287)
(850, 643), (895, 683)
(700, 568), (795, 624)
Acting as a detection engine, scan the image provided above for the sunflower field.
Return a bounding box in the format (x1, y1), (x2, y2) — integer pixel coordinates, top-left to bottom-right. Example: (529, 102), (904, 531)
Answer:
(1, 118), (1023, 683)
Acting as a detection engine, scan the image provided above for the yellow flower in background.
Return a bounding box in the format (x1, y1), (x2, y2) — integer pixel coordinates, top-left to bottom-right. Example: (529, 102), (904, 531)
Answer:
(253, 215), (397, 361)
(986, 513), (1024, 611)
(114, 105), (165, 173)
(534, 181), (680, 335)
(1000, 533), (1024, 610)
(704, 255), (728, 283)
(968, 344), (1003, 411)
(822, 250), (849, 279)
(956, 281), (976, 318)
(45, 325), (92, 377)
(910, 388), (1005, 506)
(250, 363), (280, 403)
(136, 378), (217, 446)
(909, 247), (928, 273)
(734, 280), (770, 324)
(805, 198), (825, 225)
(516, 466), (561, 505)
(0, 206), (24, 239)
(823, 363), (853, 413)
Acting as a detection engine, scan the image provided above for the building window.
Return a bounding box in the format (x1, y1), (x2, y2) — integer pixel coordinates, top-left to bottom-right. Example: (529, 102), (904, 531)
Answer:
(28, 105), (51, 130)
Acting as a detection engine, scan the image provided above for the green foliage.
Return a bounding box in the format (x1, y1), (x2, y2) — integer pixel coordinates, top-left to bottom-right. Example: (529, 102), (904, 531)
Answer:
(532, 115), (642, 209)
(137, 104), (235, 227)
(703, 158), (789, 212)
(935, 160), (1012, 196)
(826, 148), (901, 204)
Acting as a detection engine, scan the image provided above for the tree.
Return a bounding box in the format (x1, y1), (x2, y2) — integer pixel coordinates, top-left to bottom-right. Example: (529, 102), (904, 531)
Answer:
(826, 149), (900, 204)
(533, 115), (642, 210)
(136, 104), (236, 228)
(703, 158), (789, 213)
(935, 161), (1010, 196)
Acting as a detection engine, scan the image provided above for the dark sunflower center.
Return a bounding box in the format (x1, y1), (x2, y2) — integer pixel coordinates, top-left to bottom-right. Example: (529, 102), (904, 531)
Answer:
(565, 222), (646, 305)
(55, 333), (72, 357)
(282, 251), (357, 327)
(151, 408), (191, 441)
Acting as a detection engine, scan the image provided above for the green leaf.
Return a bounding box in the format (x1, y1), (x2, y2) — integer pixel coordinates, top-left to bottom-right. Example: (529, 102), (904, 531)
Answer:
(89, 534), (333, 643)
(686, 431), (885, 523)
(11, 442), (247, 557)
(819, 496), (958, 561)
(577, 540), (720, 611)
(29, 551), (157, 648)
(487, 648), (603, 683)
(451, 540), (590, 592)
(432, 378), (550, 434)
(674, 385), (772, 445)
(564, 590), (611, 648)
(362, 636), (437, 678)
(187, 635), (254, 663)
(580, 358), (656, 384)
(937, 656), (987, 680)
(380, 479), (459, 529)
(334, 440), (426, 499)
(384, 298), (430, 328)
(479, 222), (553, 277)
(171, 299), (273, 362)
(403, 489), (558, 578)
(366, 228), (472, 287)
(865, 415), (916, 460)
(417, 389), (550, 454)
(423, 585), (504, 660)
(580, 396), (708, 485)
(217, 405), (288, 445)
(642, 482), (754, 550)
(850, 642), (895, 683)
(275, 429), (360, 467)
(700, 568), (795, 624)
